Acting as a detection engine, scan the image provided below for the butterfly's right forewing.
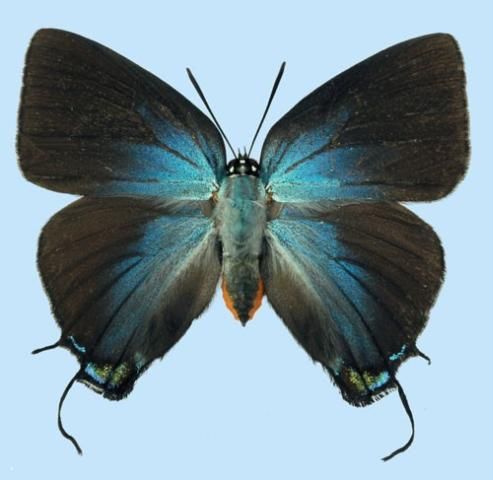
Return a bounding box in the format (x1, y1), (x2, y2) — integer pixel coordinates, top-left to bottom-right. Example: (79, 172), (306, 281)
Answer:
(260, 34), (468, 203)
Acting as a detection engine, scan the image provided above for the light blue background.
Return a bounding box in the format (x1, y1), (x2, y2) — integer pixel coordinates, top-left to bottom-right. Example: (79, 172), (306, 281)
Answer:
(2, 0), (490, 478)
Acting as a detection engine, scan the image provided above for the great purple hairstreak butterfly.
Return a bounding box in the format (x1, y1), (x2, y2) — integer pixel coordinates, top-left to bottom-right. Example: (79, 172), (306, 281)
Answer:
(17, 29), (469, 459)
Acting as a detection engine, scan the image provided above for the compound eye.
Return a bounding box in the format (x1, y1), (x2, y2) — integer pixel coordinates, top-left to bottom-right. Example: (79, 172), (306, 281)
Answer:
(225, 157), (260, 177)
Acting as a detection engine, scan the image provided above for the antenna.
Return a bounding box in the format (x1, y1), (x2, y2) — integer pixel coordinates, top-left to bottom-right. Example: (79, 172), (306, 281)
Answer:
(186, 68), (237, 159)
(247, 62), (286, 158)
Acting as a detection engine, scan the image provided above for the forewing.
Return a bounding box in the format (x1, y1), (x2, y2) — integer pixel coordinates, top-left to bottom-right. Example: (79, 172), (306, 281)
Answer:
(261, 202), (443, 405)
(260, 34), (468, 203)
(18, 29), (225, 200)
(38, 197), (220, 398)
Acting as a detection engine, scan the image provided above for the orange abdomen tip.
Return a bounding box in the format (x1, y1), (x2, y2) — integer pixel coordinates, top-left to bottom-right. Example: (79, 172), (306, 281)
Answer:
(222, 278), (240, 320)
(221, 278), (264, 324)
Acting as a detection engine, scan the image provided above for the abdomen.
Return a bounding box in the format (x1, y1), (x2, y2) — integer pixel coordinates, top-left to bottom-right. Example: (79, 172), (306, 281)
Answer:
(215, 176), (266, 324)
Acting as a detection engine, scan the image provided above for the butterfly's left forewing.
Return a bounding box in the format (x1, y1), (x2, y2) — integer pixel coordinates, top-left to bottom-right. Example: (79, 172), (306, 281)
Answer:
(18, 29), (225, 200)
(261, 202), (443, 405)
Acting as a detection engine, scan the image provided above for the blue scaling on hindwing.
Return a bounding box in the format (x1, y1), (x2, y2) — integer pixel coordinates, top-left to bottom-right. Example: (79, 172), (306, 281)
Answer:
(93, 211), (213, 357)
(266, 209), (405, 392)
(65, 201), (218, 387)
(267, 217), (382, 368)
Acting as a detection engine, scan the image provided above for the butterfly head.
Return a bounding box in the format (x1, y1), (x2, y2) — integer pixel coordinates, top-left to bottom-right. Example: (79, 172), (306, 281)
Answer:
(226, 154), (260, 177)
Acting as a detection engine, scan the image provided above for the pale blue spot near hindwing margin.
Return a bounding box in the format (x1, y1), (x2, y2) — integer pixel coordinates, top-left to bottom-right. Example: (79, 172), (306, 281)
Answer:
(68, 335), (86, 354)
(389, 344), (407, 362)
(134, 352), (146, 371)
(84, 363), (106, 385)
(368, 371), (390, 392)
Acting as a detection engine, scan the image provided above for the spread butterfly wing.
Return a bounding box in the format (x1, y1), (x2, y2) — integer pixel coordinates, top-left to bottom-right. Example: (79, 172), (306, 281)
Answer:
(260, 34), (468, 203)
(18, 29), (225, 200)
(38, 197), (220, 398)
(261, 202), (443, 405)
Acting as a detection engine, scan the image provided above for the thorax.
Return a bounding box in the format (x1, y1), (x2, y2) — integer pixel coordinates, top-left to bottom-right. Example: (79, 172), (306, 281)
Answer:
(214, 175), (267, 258)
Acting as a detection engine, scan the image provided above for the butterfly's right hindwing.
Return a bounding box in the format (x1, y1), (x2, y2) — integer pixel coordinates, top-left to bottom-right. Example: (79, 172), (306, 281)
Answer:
(261, 202), (443, 405)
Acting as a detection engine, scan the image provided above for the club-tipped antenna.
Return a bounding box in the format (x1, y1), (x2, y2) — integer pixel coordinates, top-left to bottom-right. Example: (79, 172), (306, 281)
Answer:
(187, 68), (237, 159)
(247, 62), (286, 158)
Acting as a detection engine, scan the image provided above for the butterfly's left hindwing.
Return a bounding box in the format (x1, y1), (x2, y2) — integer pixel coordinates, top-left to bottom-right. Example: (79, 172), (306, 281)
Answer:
(18, 29), (225, 200)
(261, 202), (443, 405)
(38, 197), (221, 398)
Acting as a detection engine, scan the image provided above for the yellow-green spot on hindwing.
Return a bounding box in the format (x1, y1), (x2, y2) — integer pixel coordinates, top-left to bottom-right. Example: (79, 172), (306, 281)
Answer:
(344, 367), (391, 394)
(347, 369), (366, 393)
(84, 362), (132, 388)
(109, 363), (131, 387)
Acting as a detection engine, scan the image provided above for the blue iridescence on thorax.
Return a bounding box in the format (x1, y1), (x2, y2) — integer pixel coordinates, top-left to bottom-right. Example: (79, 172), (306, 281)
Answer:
(215, 175), (267, 259)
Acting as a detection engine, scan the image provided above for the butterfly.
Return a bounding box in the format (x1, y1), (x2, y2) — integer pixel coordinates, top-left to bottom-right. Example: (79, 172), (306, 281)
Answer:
(17, 29), (469, 460)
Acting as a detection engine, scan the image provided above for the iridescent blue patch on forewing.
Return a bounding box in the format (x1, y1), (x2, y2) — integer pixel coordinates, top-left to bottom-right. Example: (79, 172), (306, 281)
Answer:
(68, 335), (86, 353)
(270, 183), (387, 202)
(137, 104), (210, 167)
(266, 143), (389, 202)
(389, 345), (407, 362)
(261, 101), (400, 202)
(262, 106), (350, 176)
(98, 142), (217, 200)
(264, 123), (337, 183)
(196, 131), (226, 180)
(138, 101), (226, 179)
(92, 101), (222, 200)
(137, 103), (225, 180)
